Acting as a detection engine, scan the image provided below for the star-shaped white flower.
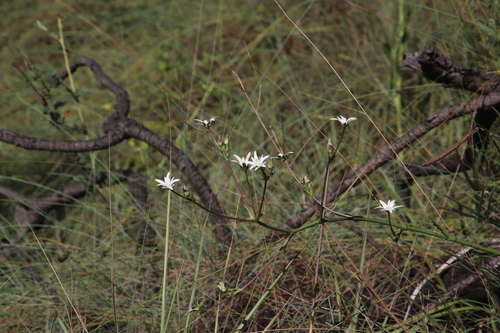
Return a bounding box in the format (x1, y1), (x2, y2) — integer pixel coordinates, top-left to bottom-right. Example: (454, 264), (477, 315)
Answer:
(331, 115), (357, 125)
(194, 117), (217, 127)
(273, 151), (294, 161)
(232, 152), (253, 169)
(375, 199), (403, 214)
(249, 151), (270, 170)
(155, 172), (180, 190)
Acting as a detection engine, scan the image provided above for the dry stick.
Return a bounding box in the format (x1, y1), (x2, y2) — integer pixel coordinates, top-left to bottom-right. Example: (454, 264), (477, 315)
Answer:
(0, 174), (153, 303)
(421, 128), (479, 166)
(403, 246), (474, 321)
(423, 256), (500, 310)
(266, 92), (500, 242)
(405, 243), (500, 324)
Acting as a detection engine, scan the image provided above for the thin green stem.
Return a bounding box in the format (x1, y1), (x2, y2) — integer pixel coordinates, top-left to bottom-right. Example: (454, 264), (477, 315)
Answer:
(226, 161), (255, 218)
(256, 168), (269, 218)
(320, 125), (345, 217)
(245, 169), (257, 213)
(386, 212), (400, 243)
(322, 216), (500, 256)
(173, 184), (500, 255)
(206, 128), (255, 218)
(320, 164), (331, 218)
(160, 190), (172, 333)
(107, 143), (118, 333)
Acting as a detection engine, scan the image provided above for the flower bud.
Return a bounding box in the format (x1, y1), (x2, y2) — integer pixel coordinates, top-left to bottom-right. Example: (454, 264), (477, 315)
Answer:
(182, 185), (196, 203)
(300, 174), (313, 196)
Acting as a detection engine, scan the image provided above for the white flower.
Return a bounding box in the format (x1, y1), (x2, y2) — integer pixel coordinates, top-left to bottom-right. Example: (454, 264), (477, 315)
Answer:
(375, 199), (403, 214)
(232, 152), (253, 169)
(155, 172), (180, 190)
(273, 151), (294, 161)
(194, 117), (217, 127)
(249, 151), (270, 170)
(331, 115), (357, 125)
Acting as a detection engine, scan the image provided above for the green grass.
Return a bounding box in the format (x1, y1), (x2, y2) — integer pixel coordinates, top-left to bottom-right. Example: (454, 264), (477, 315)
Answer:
(1, 0), (500, 332)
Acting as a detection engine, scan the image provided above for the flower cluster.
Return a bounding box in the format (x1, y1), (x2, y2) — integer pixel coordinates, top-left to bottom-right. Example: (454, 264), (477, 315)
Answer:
(155, 115), (359, 194)
(232, 151), (270, 171)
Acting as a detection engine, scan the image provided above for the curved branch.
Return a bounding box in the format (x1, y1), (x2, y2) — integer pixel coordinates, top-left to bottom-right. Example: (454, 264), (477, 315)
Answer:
(0, 128), (124, 151)
(0, 55), (231, 243)
(58, 55), (130, 117)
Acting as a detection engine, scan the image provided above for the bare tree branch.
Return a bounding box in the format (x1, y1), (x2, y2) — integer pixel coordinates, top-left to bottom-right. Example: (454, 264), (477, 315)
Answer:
(0, 55), (231, 243)
(401, 45), (500, 93)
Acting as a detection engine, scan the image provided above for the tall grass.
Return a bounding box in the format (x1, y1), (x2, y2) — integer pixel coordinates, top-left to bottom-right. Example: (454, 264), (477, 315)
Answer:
(1, 0), (499, 332)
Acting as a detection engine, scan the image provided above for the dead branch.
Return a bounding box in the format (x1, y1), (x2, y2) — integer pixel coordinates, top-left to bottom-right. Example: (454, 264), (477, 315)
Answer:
(401, 45), (500, 94)
(0, 56), (231, 243)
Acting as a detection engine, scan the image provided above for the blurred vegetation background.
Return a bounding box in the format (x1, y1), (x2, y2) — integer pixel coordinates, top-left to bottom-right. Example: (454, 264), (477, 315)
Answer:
(1, 0), (499, 331)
